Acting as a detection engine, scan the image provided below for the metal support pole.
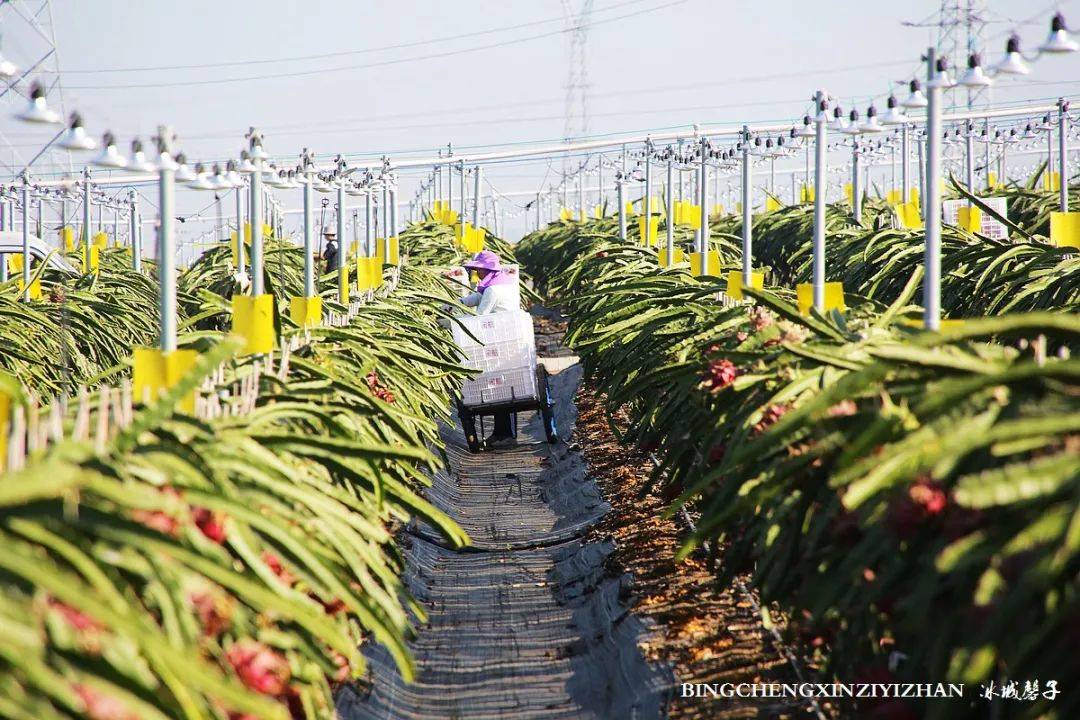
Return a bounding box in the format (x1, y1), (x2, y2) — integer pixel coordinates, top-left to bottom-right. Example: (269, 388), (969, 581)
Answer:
(250, 155), (264, 296)
(472, 165), (482, 227)
(130, 190), (141, 272)
(852, 142), (862, 224)
(535, 193), (541, 230)
(699, 137), (709, 256)
(617, 178), (627, 241)
(924, 49), (942, 331)
(917, 139), (926, 221)
(302, 171), (314, 296)
(741, 126), (752, 284)
(82, 168), (92, 273)
(158, 131), (177, 353)
(390, 184), (398, 242)
(20, 175), (30, 301)
(577, 168), (584, 220)
(983, 118), (991, 190)
(901, 124), (909, 202)
(665, 159), (674, 259)
(365, 188), (373, 257)
(1058, 98), (1069, 212)
(458, 161), (465, 225)
(234, 185), (245, 277)
(336, 184), (346, 295)
(597, 156), (604, 214)
(804, 143), (811, 202)
(644, 139), (652, 240)
(965, 121), (975, 195)
(812, 91), (827, 312)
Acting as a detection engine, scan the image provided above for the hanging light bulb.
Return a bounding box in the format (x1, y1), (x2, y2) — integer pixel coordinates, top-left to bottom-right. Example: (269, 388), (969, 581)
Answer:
(843, 108), (862, 135)
(901, 79), (928, 108)
(15, 81), (62, 124)
(187, 163), (216, 191)
(0, 36), (17, 78)
(57, 112), (98, 151)
(1021, 123), (1037, 140)
(345, 181), (365, 197)
(235, 150), (256, 173)
(127, 139), (156, 174)
(928, 57), (956, 88)
(860, 104), (884, 133)
(795, 114), (815, 138)
(1040, 12), (1079, 53)
(212, 164), (232, 189)
(959, 53), (993, 87)
(881, 95), (910, 125)
(1037, 113), (1053, 131)
(91, 131), (126, 169)
(174, 153), (197, 182)
(829, 105), (848, 132)
(225, 160), (244, 186)
(995, 34), (1031, 75)
(313, 174), (332, 193)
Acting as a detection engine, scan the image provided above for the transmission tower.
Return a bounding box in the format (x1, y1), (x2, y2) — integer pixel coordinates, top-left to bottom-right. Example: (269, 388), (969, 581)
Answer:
(904, 0), (989, 110)
(561, 0), (594, 141)
(0, 0), (71, 179)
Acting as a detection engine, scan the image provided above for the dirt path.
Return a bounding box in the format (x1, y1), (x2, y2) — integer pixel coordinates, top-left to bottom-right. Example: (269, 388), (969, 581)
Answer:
(336, 312), (672, 719)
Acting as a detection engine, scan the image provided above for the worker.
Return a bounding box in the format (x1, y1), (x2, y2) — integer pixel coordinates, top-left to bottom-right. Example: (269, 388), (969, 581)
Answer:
(461, 250), (519, 446)
(321, 230), (338, 274)
(460, 249), (518, 314)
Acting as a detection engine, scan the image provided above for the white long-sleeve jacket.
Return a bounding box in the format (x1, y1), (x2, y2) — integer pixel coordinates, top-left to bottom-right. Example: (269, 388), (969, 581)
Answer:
(460, 283), (520, 315)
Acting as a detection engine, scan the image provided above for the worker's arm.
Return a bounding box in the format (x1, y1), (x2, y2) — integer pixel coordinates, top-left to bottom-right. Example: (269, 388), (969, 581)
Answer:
(460, 291), (482, 308)
(476, 288), (498, 315)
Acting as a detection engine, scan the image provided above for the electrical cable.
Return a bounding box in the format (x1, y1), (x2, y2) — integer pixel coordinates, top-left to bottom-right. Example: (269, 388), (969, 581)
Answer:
(64, 0), (688, 90)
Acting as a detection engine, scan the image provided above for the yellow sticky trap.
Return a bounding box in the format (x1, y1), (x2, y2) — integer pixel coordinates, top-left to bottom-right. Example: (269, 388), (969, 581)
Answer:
(231, 295), (277, 355)
(658, 247), (685, 267)
(843, 183), (853, 204)
(686, 204), (702, 229)
(465, 227), (485, 253)
(93, 232), (108, 249)
(800, 184), (815, 203)
(895, 202), (923, 229)
(765, 196), (781, 213)
(593, 205), (603, 219)
(909, 187), (920, 207)
(338, 266), (350, 304)
(17, 276), (41, 300)
(7, 253), (23, 273)
(796, 282), (847, 315)
(712, 204), (725, 217)
(387, 236), (400, 264)
(958, 206), (982, 233)
(1043, 171), (1061, 192)
(886, 189), (902, 204)
(987, 172), (999, 190)
(736, 202), (743, 214)
(82, 245), (99, 273)
(726, 270), (764, 301)
(132, 347), (197, 412)
(638, 215), (660, 247)
(61, 226), (75, 251)
(356, 257), (383, 291)
(624, 201), (634, 217)
(1050, 212), (1080, 248)
(688, 250), (721, 277)
(289, 296), (322, 328)
(559, 207), (571, 221)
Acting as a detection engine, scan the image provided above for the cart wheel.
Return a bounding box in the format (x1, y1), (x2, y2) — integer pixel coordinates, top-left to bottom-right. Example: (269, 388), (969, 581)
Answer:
(457, 401), (482, 453)
(537, 365), (559, 444)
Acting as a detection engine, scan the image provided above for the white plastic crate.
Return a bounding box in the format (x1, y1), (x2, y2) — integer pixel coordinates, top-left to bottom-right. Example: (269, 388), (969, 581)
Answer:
(942, 198), (1010, 240)
(444, 266), (472, 298)
(452, 309), (535, 350)
(461, 365), (538, 406)
(462, 340), (537, 373)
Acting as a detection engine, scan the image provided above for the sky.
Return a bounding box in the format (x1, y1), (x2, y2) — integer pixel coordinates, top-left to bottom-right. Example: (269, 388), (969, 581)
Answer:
(1, 0), (1078, 247)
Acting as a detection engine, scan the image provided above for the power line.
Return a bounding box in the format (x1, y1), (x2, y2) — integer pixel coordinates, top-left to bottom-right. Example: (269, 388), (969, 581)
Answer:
(63, 0), (687, 90)
(48, 0), (654, 75)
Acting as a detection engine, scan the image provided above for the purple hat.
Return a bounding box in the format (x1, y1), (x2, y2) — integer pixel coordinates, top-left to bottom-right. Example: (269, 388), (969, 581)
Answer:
(464, 249), (501, 272)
